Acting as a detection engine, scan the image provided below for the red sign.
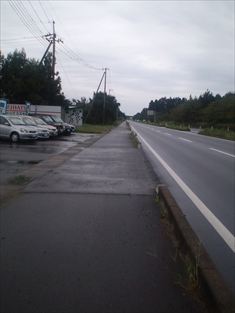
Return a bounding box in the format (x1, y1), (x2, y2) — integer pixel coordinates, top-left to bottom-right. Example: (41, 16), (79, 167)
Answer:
(7, 104), (26, 113)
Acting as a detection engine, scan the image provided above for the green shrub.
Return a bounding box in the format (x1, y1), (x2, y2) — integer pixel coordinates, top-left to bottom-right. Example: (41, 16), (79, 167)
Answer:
(77, 124), (114, 134)
(199, 128), (235, 141)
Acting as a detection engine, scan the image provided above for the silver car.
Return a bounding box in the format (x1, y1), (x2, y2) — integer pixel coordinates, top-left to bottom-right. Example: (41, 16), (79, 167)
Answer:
(0, 115), (38, 142)
(32, 116), (58, 137)
(21, 116), (50, 139)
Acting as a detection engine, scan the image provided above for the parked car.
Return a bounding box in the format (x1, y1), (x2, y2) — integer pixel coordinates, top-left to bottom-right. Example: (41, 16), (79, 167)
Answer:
(49, 115), (74, 135)
(31, 116), (58, 138)
(21, 116), (50, 139)
(66, 122), (76, 133)
(0, 115), (38, 142)
(31, 114), (65, 135)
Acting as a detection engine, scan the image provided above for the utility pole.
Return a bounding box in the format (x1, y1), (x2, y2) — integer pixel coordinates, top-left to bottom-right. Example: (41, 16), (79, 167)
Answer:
(52, 20), (56, 80)
(39, 40), (52, 65)
(85, 67), (109, 124)
(103, 68), (107, 124)
(40, 21), (62, 80)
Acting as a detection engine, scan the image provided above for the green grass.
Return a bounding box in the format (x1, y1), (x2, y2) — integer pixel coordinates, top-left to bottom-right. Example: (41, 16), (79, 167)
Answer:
(77, 124), (114, 134)
(144, 121), (190, 131)
(8, 175), (31, 185)
(158, 196), (201, 294)
(199, 128), (235, 141)
(165, 123), (190, 131)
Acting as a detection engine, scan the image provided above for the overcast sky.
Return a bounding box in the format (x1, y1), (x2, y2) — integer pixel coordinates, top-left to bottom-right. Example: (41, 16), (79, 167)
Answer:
(1, 1), (234, 115)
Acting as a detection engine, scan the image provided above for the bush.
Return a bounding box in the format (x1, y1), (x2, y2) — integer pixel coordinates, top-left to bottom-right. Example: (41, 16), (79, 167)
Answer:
(199, 128), (235, 141)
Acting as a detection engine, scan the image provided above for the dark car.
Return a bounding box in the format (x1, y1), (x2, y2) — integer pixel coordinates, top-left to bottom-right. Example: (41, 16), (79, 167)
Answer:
(49, 115), (75, 135)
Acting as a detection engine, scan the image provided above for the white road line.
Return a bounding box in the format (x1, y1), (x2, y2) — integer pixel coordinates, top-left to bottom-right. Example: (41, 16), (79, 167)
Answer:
(209, 148), (235, 158)
(164, 133), (172, 136)
(178, 137), (192, 143)
(131, 125), (235, 253)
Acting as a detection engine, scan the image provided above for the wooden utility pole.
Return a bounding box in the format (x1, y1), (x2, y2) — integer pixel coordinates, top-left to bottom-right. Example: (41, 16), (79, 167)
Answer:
(40, 21), (62, 80)
(85, 68), (109, 124)
(52, 20), (56, 80)
(103, 68), (107, 124)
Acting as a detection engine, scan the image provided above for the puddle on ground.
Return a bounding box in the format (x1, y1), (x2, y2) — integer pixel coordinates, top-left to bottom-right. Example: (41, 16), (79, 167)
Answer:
(1, 160), (41, 165)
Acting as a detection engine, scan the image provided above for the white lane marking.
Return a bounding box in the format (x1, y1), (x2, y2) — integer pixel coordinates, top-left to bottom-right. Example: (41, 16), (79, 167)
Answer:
(178, 137), (192, 143)
(131, 125), (235, 253)
(164, 133), (172, 136)
(209, 148), (235, 158)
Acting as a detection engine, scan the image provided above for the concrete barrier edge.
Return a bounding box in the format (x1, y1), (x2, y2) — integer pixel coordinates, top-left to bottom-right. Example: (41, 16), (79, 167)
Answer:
(157, 185), (235, 313)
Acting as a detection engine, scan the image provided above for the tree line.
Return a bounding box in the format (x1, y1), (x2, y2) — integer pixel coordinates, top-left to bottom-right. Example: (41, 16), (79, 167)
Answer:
(133, 90), (235, 130)
(0, 49), (125, 124)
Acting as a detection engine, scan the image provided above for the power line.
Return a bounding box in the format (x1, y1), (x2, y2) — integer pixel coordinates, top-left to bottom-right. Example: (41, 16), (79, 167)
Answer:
(41, 0), (103, 71)
(28, 1), (50, 34)
(56, 49), (72, 85)
(64, 43), (103, 71)
(38, 0), (51, 23)
(57, 42), (103, 71)
(8, 0), (110, 101)
(8, 4), (45, 48)
(1, 36), (42, 42)
(9, 1), (47, 47)
(9, 1), (39, 38)
(18, 0), (44, 36)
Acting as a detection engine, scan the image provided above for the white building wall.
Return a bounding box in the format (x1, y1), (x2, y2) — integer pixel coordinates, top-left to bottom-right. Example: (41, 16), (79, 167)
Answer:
(30, 105), (61, 116)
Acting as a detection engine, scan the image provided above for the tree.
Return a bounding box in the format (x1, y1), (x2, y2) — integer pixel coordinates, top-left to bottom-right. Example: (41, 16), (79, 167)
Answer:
(1, 49), (125, 123)
(0, 49), (63, 106)
(133, 90), (234, 128)
(86, 92), (124, 124)
(198, 89), (215, 107)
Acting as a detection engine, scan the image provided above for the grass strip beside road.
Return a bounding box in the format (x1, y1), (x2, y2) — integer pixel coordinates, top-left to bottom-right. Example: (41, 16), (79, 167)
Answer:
(165, 123), (190, 131)
(77, 124), (115, 134)
(142, 121), (190, 131)
(199, 128), (235, 141)
(8, 175), (31, 185)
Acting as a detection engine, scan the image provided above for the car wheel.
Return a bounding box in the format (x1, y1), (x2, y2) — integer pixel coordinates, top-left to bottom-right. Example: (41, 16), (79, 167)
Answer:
(10, 132), (20, 143)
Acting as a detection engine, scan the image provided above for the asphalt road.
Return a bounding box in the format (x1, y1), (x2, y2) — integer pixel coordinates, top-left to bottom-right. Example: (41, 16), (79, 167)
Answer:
(130, 121), (235, 292)
(0, 123), (208, 313)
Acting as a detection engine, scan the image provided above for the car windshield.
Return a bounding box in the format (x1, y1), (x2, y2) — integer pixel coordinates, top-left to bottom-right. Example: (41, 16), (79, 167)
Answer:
(8, 117), (25, 125)
(51, 115), (63, 123)
(34, 118), (47, 125)
(22, 117), (37, 126)
(42, 116), (53, 122)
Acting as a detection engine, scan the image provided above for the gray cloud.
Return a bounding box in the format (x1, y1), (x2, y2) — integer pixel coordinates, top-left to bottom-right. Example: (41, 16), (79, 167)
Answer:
(1, 1), (234, 115)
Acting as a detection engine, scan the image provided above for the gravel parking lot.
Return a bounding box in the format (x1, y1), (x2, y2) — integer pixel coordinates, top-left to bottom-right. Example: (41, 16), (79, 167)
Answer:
(0, 133), (99, 186)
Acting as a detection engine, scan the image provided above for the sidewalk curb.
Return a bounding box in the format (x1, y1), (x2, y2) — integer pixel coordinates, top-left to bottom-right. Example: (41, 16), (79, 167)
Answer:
(156, 185), (235, 313)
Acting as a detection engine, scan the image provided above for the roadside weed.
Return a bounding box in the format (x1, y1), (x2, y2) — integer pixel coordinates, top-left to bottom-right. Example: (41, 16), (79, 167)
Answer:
(8, 175), (31, 185)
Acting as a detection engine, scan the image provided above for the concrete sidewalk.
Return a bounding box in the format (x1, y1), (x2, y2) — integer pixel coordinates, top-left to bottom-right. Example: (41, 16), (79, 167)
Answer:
(0, 123), (207, 313)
